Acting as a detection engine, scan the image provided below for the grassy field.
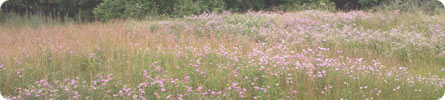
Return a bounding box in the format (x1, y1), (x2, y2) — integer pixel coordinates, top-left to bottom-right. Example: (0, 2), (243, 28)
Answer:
(0, 10), (444, 100)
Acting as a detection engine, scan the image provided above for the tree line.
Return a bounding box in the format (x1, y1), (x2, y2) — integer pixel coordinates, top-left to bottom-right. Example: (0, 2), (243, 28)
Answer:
(0, 0), (443, 21)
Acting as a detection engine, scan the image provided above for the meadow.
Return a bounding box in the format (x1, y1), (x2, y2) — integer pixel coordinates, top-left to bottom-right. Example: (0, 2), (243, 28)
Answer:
(0, 10), (444, 100)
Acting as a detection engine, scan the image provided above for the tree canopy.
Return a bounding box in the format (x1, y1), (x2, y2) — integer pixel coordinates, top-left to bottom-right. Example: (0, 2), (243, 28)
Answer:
(0, 0), (443, 21)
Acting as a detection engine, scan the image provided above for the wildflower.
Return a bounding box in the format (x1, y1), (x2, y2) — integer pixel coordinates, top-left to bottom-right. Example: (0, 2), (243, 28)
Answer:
(177, 94), (183, 100)
(254, 86), (260, 90)
(197, 86), (203, 92)
(337, 51), (344, 54)
(186, 86), (193, 93)
(232, 82), (238, 87)
(89, 53), (97, 59)
(291, 91), (298, 95)
(0, 64), (5, 71)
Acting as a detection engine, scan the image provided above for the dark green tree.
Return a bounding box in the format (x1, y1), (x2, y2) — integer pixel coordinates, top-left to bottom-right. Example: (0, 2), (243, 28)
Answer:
(1, 0), (102, 20)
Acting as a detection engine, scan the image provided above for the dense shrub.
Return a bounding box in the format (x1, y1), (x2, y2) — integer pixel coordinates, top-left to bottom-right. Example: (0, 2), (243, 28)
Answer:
(125, 0), (157, 18)
(1, 0), (444, 21)
(93, 0), (127, 21)
(173, 0), (225, 17)
(94, 0), (225, 20)
(224, 0), (267, 12)
(276, 0), (335, 11)
(94, 0), (161, 21)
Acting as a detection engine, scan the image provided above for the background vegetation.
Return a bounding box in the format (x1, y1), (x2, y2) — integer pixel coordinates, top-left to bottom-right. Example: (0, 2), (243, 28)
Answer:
(1, 0), (444, 21)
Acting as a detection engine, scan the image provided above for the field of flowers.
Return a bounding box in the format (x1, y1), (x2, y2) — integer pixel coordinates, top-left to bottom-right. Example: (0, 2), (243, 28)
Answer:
(0, 10), (444, 100)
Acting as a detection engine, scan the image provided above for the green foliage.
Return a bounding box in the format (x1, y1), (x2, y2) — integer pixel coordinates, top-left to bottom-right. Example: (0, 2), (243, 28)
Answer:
(150, 0), (177, 15)
(0, 12), (74, 28)
(1, 0), (444, 21)
(330, 0), (444, 12)
(276, 0), (335, 11)
(372, 0), (444, 13)
(1, 0), (101, 21)
(173, 0), (225, 17)
(224, 0), (267, 12)
(94, 0), (158, 21)
(125, 0), (156, 18)
(93, 0), (336, 20)
(93, 0), (126, 21)
(94, 0), (225, 20)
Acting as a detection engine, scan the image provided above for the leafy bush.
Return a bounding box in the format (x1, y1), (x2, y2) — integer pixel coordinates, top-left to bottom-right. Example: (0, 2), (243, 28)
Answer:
(173, 0), (225, 17)
(276, 0), (335, 11)
(224, 0), (267, 12)
(94, 0), (225, 20)
(94, 0), (158, 21)
(124, 0), (156, 18)
(93, 0), (127, 21)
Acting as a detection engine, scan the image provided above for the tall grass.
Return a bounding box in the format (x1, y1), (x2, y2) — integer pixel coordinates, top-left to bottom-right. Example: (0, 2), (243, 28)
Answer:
(0, 12), (76, 28)
(0, 10), (444, 100)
